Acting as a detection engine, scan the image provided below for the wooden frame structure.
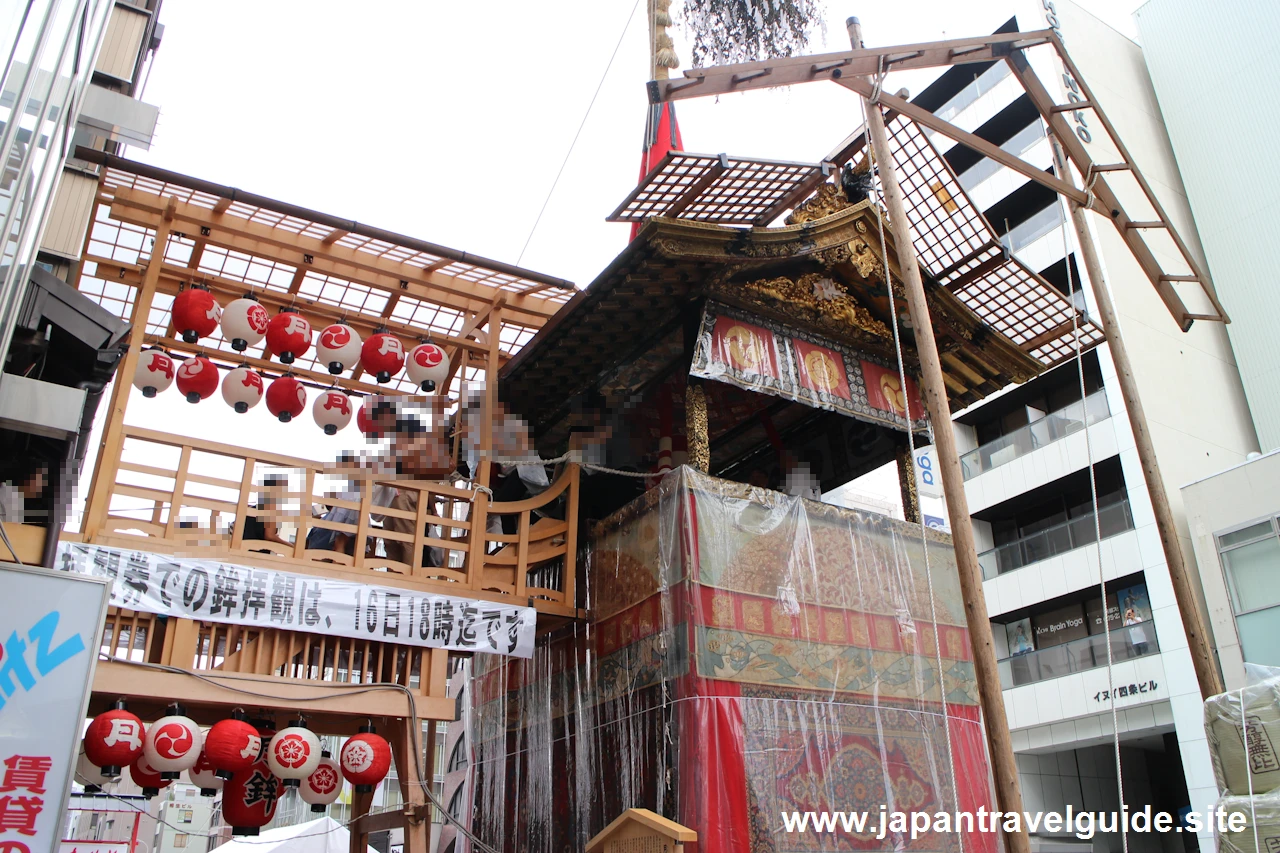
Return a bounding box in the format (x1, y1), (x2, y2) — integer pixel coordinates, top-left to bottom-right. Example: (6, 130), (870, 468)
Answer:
(61, 153), (583, 853)
(628, 22), (1229, 853)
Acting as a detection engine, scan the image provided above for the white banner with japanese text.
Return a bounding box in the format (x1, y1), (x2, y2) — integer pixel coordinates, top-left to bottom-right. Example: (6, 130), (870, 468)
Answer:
(56, 542), (537, 658)
(0, 562), (109, 853)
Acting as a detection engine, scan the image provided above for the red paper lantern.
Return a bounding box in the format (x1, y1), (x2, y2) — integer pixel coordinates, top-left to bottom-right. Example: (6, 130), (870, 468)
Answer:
(265, 309), (312, 364)
(267, 720), (321, 786)
(176, 356), (219, 404)
(339, 725), (391, 793)
(132, 348), (175, 398)
(222, 757), (284, 836)
(143, 706), (204, 779)
(84, 703), (145, 776)
(172, 286), (221, 343)
(312, 389), (353, 435)
(222, 366), (264, 413)
(360, 332), (405, 384)
(299, 752), (343, 812)
(266, 375), (307, 423)
(317, 323), (362, 375)
(187, 751), (223, 796)
(406, 342), (449, 392)
(130, 756), (172, 798)
(221, 296), (270, 352)
(204, 714), (262, 780)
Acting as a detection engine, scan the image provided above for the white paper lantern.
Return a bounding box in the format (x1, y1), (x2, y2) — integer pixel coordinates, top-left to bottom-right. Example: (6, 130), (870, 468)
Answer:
(143, 710), (204, 779)
(312, 389), (353, 435)
(221, 367), (264, 413)
(133, 349), (175, 398)
(317, 324), (362, 375)
(299, 753), (343, 812)
(406, 342), (450, 392)
(221, 297), (270, 352)
(187, 750), (223, 796)
(266, 722), (321, 787)
(76, 750), (111, 790)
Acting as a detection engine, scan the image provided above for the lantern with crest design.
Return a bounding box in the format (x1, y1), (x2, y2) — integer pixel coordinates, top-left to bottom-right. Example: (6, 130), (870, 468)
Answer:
(143, 704), (203, 780)
(266, 375), (307, 423)
(266, 718), (321, 787)
(172, 286), (221, 343)
(317, 323), (362, 374)
(406, 342), (449, 392)
(222, 367), (264, 413)
(265, 308), (312, 364)
(188, 751), (223, 796)
(221, 296), (270, 352)
(339, 724), (391, 794)
(176, 356), (219, 403)
(130, 755), (172, 798)
(299, 752), (343, 812)
(132, 348), (175, 398)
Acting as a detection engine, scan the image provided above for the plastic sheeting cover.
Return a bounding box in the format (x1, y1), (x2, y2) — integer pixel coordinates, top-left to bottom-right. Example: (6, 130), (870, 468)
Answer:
(470, 467), (998, 853)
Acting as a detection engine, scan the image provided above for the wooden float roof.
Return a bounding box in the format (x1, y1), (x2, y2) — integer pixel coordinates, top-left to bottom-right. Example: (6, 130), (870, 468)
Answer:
(503, 199), (1053, 441)
(606, 114), (1104, 368)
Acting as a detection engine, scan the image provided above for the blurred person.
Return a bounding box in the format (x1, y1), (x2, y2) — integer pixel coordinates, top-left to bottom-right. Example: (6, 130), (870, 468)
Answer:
(0, 463), (48, 524)
(240, 475), (293, 549)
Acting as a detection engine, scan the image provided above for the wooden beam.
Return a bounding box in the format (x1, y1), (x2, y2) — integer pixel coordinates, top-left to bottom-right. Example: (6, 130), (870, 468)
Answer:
(1049, 137), (1223, 700)
(832, 76), (1090, 206)
(752, 161), (835, 226)
(849, 19), (1030, 853)
(91, 661), (455, 719)
(108, 189), (565, 324)
(649, 30), (1054, 103)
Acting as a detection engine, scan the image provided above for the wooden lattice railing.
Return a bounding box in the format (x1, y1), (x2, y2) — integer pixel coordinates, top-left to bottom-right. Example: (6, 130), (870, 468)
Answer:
(80, 426), (579, 617)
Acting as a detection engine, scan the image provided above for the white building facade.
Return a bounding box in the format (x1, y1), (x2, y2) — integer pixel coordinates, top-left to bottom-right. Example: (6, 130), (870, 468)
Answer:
(922, 4), (1260, 850)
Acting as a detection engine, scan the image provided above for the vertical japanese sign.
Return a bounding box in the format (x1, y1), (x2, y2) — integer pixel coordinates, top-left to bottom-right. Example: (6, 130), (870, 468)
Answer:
(0, 563), (109, 853)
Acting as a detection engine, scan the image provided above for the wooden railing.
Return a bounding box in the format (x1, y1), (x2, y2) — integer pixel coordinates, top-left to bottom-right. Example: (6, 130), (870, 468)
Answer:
(80, 426), (579, 618)
(95, 605), (451, 723)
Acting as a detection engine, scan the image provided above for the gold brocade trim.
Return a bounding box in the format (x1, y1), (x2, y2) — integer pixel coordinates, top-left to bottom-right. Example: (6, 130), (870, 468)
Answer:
(896, 443), (921, 525)
(740, 272), (891, 338)
(685, 383), (710, 472)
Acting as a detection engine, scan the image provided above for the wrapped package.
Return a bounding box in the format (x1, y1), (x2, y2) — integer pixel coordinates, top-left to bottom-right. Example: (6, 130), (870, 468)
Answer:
(1205, 677), (1280, 796)
(470, 468), (999, 853)
(1216, 792), (1280, 853)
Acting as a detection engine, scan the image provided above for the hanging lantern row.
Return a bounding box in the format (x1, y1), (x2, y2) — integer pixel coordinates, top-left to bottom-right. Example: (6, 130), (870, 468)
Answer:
(80, 702), (393, 834)
(133, 349), (355, 433)
(172, 287), (450, 386)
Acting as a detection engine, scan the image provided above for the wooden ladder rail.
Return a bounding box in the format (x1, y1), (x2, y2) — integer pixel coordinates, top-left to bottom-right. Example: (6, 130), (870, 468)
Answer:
(1006, 45), (1228, 331)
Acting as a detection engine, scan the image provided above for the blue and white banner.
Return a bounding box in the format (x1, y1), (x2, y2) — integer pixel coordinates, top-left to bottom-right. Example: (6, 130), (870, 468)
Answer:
(56, 542), (537, 658)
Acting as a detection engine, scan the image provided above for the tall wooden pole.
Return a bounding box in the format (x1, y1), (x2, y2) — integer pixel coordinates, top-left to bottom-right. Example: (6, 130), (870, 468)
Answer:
(847, 19), (1030, 853)
(1049, 139), (1223, 699)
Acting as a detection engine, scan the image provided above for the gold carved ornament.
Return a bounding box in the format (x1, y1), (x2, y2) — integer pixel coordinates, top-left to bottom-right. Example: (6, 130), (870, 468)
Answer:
(685, 384), (710, 473)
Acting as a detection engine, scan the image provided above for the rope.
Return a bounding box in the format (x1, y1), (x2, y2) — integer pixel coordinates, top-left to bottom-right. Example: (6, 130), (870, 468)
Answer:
(1057, 158), (1128, 853)
(515, 0), (643, 265)
(862, 94), (964, 853)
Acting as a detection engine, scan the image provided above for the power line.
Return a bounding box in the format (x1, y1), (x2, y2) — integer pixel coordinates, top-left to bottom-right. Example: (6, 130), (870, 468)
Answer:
(516, 0), (644, 266)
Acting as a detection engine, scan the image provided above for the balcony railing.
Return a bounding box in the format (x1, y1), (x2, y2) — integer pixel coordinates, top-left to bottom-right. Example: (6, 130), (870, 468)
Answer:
(77, 425), (579, 618)
(998, 619), (1158, 689)
(960, 389), (1111, 480)
(979, 499), (1134, 580)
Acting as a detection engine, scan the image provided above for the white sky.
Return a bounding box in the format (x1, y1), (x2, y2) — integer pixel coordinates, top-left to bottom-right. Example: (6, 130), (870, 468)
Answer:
(81, 0), (1151, 519)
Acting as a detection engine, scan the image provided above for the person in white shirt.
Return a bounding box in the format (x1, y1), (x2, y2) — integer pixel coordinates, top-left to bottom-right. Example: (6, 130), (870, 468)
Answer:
(781, 452), (822, 501)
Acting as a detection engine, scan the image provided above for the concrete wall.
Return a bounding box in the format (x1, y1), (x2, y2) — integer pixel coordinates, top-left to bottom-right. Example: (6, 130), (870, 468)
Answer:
(1136, 0), (1280, 454)
(1182, 449), (1280, 689)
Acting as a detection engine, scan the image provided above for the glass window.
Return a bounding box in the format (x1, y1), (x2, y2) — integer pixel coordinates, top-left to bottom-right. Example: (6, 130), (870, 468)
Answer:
(1222, 536), (1280, 614)
(174, 835), (188, 849)
(1220, 521), (1273, 549)
(1236, 608), (1280, 668)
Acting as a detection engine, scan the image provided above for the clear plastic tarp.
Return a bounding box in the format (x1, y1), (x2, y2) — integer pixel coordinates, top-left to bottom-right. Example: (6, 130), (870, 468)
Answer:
(470, 467), (999, 853)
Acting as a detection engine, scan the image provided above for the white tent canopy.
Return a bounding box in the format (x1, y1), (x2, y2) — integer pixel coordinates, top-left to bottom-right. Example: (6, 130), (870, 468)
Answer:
(212, 816), (376, 853)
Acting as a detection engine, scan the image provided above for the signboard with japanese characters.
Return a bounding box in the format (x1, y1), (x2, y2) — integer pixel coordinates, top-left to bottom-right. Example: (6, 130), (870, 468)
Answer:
(56, 542), (537, 659)
(689, 302), (929, 435)
(0, 562), (110, 853)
